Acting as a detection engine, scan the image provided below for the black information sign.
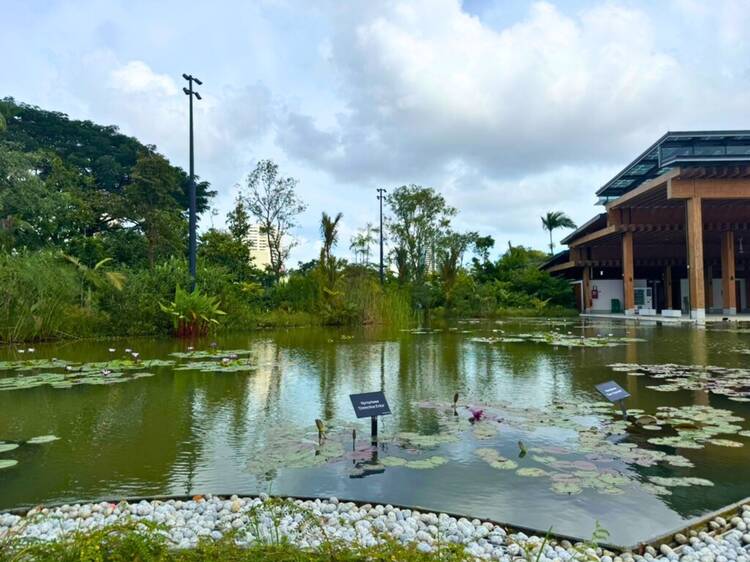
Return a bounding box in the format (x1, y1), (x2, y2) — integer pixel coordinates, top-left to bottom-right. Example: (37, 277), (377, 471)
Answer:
(350, 391), (391, 419)
(595, 381), (631, 403)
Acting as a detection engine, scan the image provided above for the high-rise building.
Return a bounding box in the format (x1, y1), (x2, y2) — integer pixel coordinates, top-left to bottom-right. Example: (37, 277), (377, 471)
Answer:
(246, 224), (272, 269)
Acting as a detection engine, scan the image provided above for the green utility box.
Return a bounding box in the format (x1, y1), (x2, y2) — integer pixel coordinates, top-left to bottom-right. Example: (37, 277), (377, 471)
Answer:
(611, 299), (622, 313)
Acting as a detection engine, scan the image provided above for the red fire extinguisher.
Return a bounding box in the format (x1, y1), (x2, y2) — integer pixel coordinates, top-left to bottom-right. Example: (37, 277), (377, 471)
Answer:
(591, 285), (599, 299)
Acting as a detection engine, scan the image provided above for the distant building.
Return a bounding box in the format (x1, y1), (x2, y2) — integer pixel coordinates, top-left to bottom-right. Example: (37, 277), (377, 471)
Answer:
(245, 224), (272, 269)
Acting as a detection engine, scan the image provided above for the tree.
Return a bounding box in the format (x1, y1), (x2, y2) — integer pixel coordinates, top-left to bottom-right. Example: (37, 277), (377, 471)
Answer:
(199, 228), (260, 282)
(226, 187), (250, 241)
(386, 185), (456, 282)
(319, 212), (343, 287)
(437, 231), (478, 289)
(541, 211), (577, 255)
(123, 151), (185, 267)
(243, 160), (306, 280)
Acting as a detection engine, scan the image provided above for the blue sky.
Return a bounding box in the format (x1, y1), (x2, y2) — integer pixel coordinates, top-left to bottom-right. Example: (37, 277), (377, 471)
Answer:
(3, 0), (750, 263)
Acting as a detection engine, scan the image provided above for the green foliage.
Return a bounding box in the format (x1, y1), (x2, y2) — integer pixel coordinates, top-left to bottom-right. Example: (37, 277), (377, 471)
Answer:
(387, 185), (456, 282)
(242, 159), (306, 280)
(159, 286), (227, 337)
(0, 251), (107, 343)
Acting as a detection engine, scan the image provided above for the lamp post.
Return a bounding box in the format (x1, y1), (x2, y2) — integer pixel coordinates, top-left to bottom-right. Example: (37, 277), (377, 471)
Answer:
(183, 73), (202, 291)
(377, 188), (386, 284)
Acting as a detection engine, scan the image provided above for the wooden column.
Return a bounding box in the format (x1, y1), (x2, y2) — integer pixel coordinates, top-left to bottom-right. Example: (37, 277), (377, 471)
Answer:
(705, 265), (713, 312)
(722, 231), (737, 315)
(686, 197), (705, 321)
(582, 266), (591, 313)
(664, 266), (673, 310)
(622, 231), (635, 314)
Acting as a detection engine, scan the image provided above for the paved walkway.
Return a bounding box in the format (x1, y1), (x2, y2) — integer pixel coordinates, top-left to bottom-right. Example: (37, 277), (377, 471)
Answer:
(580, 312), (750, 324)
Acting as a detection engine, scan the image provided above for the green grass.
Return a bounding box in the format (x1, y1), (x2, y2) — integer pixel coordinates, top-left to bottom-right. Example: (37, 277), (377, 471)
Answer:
(0, 521), (475, 562)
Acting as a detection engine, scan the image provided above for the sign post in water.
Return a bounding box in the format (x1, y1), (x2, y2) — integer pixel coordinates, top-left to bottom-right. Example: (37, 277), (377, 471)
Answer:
(595, 380), (630, 418)
(350, 391), (391, 439)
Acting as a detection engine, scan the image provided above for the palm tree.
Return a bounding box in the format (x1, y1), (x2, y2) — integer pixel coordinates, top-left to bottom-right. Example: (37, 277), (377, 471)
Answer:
(320, 212), (343, 286)
(541, 211), (577, 255)
(349, 232), (367, 264)
(61, 254), (126, 307)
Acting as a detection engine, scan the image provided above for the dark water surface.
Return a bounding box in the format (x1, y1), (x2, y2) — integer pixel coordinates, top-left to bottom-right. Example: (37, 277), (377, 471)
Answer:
(2, 318), (750, 546)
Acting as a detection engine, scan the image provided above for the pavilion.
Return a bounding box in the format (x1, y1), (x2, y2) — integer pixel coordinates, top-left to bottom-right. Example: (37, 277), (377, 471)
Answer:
(542, 131), (750, 322)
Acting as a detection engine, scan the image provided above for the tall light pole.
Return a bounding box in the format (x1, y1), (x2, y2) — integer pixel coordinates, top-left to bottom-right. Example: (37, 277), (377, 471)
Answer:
(377, 188), (386, 284)
(183, 73), (202, 292)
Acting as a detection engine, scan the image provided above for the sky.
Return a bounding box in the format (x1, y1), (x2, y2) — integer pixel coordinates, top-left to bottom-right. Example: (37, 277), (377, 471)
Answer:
(3, 0), (750, 264)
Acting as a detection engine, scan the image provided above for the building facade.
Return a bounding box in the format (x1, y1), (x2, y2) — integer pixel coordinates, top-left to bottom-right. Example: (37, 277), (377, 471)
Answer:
(542, 131), (750, 322)
(245, 224), (272, 270)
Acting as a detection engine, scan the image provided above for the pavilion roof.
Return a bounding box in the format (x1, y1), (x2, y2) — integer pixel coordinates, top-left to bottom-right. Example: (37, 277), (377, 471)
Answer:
(596, 131), (750, 201)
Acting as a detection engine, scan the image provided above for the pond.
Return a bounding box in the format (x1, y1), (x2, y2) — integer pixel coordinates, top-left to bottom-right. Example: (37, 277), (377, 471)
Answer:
(2, 318), (750, 546)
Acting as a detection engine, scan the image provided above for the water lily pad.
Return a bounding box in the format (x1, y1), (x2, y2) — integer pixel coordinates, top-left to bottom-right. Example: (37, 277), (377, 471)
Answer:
(27, 435), (59, 444)
(0, 459), (18, 470)
(0, 443), (19, 453)
(475, 448), (518, 470)
(516, 467), (547, 477)
(706, 438), (743, 447)
(551, 481), (583, 495)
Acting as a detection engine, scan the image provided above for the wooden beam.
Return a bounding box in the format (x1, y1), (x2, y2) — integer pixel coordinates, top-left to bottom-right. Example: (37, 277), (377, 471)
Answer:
(568, 225), (620, 248)
(606, 169), (680, 211)
(722, 231), (737, 314)
(686, 197), (705, 321)
(669, 177), (750, 200)
(582, 266), (592, 313)
(665, 266), (673, 310)
(546, 261), (577, 273)
(622, 231), (635, 313)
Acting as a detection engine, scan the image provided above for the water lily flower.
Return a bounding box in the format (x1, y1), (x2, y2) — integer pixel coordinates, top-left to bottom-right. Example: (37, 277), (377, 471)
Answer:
(469, 408), (484, 422)
(101, 369), (112, 376)
(210, 342), (218, 349)
(27, 348), (35, 353)
(125, 348), (132, 353)
(18, 349), (25, 354)
(108, 348), (116, 353)
(228, 353), (239, 360)
(187, 346), (194, 352)
(221, 357), (231, 365)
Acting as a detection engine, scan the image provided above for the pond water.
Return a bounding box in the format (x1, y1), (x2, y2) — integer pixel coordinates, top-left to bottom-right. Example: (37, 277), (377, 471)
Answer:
(2, 318), (750, 546)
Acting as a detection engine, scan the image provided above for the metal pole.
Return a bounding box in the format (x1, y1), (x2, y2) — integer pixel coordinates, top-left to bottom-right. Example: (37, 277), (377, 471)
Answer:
(377, 188), (385, 284)
(188, 79), (197, 292)
(371, 416), (378, 439)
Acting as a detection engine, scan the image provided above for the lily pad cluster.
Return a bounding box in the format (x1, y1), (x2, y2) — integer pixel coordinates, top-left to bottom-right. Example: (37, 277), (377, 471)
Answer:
(0, 435), (59, 470)
(0, 357), (163, 391)
(609, 362), (750, 401)
(0, 345), (271, 392)
(472, 331), (644, 349)
(413, 398), (747, 497)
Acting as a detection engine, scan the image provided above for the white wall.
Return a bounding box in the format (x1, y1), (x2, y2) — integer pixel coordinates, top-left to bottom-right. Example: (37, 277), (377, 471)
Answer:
(679, 278), (748, 312)
(589, 279), (624, 312)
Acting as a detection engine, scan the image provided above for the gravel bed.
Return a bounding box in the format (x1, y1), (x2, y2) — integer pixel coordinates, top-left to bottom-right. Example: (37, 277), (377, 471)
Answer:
(1, 495), (749, 561)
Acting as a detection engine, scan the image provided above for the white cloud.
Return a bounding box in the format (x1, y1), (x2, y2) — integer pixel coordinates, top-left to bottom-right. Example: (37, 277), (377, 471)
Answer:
(108, 61), (178, 96)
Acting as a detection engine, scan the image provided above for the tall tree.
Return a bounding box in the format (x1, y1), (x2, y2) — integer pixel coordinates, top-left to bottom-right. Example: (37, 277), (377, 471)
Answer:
(123, 151), (185, 267)
(319, 212), (343, 287)
(386, 185), (456, 282)
(541, 211), (577, 255)
(226, 186), (251, 242)
(243, 159), (306, 280)
(437, 231), (478, 289)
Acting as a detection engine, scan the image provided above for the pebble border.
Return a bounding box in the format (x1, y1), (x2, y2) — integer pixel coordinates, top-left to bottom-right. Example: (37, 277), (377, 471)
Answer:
(0, 495), (749, 562)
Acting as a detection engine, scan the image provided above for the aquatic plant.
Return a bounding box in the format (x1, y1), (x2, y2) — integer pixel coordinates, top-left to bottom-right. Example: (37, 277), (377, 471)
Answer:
(159, 286), (227, 337)
(609, 362), (750, 401)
